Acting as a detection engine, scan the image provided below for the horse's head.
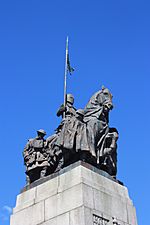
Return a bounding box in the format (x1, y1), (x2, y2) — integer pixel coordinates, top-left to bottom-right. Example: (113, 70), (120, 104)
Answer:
(99, 86), (113, 111)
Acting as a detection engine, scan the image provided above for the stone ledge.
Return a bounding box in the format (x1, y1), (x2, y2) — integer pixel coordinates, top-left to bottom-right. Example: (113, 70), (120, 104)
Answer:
(21, 161), (123, 193)
(10, 201), (44, 225)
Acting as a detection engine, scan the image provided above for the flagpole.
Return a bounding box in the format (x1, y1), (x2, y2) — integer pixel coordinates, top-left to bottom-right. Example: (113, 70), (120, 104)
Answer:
(63, 36), (69, 118)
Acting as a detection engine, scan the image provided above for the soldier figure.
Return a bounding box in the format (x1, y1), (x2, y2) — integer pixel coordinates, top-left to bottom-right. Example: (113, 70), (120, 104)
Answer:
(51, 94), (76, 171)
(57, 93), (76, 118)
(98, 128), (119, 178)
(23, 129), (50, 185)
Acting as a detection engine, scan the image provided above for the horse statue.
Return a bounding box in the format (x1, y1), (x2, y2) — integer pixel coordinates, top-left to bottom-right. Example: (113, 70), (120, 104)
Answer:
(46, 86), (118, 175)
(23, 87), (119, 184)
(83, 86), (113, 160)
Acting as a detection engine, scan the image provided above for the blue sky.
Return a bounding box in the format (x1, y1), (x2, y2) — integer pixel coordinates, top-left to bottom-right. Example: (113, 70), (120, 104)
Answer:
(0, 0), (150, 224)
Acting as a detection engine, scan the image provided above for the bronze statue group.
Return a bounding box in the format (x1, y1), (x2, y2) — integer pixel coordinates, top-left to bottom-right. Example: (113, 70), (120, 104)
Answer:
(23, 86), (118, 185)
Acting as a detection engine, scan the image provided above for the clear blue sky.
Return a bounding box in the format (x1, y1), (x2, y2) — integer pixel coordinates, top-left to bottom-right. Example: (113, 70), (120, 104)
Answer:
(0, 0), (150, 224)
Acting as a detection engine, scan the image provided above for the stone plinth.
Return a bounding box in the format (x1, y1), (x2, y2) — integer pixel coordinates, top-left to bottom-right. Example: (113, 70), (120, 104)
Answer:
(10, 161), (138, 225)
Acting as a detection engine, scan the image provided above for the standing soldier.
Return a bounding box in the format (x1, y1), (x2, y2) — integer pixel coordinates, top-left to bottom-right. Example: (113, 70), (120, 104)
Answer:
(23, 129), (50, 185)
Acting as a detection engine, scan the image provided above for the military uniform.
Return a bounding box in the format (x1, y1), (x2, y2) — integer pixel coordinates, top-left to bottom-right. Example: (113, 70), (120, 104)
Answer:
(23, 129), (50, 184)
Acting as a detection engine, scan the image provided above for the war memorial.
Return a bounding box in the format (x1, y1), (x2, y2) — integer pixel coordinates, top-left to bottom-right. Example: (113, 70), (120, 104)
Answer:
(10, 39), (138, 225)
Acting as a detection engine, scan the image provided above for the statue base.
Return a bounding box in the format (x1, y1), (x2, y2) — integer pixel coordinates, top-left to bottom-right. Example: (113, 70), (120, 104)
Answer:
(10, 161), (138, 225)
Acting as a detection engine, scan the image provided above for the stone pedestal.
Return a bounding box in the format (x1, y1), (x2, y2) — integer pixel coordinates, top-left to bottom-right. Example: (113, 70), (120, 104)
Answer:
(10, 161), (138, 225)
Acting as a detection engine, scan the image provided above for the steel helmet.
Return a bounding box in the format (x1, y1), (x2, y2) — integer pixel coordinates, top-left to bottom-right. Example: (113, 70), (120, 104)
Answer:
(37, 129), (46, 136)
(66, 93), (74, 104)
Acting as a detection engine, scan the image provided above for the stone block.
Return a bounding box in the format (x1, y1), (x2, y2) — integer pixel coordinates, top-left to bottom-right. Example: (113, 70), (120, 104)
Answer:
(58, 166), (82, 193)
(44, 194), (57, 221)
(41, 217), (57, 225)
(10, 201), (44, 225)
(35, 176), (58, 203)
(13, 199), (35, 214)
(93, 188), (128, 223)
(84, 207), (93, 225)
(16, 187), (36, 206)
(113, 182), (129, 199)
(69, 206), (85, 225)
(81, 166), (129, 201)
(127, 204), (138, 225)
(42, 212), (69, 225)
(45, 183), (83, 221)
(56, 212), (70, 225)
(13, 187), (36, 213)
(82, 183), (94, 209)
